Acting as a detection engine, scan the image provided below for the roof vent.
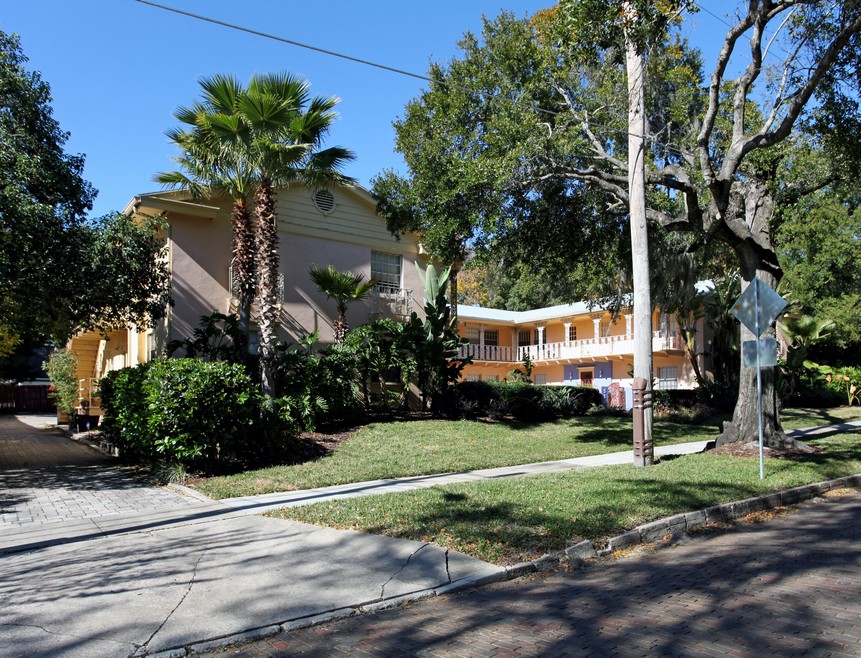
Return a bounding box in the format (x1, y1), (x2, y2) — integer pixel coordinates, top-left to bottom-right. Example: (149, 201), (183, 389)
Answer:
(313, 189), (336, 215)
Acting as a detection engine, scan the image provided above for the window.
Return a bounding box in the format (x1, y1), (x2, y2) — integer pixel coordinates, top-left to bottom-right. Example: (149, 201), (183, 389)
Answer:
(658, 366), (678, 390)
(371, 252), (402, 291)
(485, 374), (499, 382)
(568, 326), (577, 342)
(465, 328), (480, 345)
(518, 329), (532, 346)
(465, 373), (481, 382)
(484, 329), (499, 347)
(534, 374), (548, 386)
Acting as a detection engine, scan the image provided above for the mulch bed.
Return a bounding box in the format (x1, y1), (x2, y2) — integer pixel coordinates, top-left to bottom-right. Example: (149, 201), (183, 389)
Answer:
(709, 442), (825, 460)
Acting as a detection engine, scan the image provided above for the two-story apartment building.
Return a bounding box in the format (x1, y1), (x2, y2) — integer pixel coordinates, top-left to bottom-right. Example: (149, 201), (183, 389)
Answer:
(456, 300), (705, 408)
(69, 183), (426, 416)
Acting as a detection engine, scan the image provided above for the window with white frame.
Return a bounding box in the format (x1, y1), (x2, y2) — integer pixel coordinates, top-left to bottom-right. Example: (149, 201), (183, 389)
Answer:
(371, 252), (402, 291)
(657, 366), (678, 390)
(465, 328), (480, 345)
(464, 373), (480, 382)
(484, 374), (499, 382)
(484, 329), (499, 347)
(534, 374), (548, 386)
(568, 326), (577, 342)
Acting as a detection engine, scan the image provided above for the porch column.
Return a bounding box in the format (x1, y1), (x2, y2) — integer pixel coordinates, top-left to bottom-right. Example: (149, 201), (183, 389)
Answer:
(591, 313), (603, 339)
(537, 325), (545, 346)
(563, 322), (571, 347)
(479, 324), (485, 348)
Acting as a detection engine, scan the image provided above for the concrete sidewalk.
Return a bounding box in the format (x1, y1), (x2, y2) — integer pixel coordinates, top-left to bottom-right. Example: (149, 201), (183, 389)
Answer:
(2, 414), (859, 657)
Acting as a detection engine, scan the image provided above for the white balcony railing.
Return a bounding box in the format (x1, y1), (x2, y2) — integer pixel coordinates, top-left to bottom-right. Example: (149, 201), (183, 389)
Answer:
(459, 344), (518, 362)
(458, 330), (683, 363)
(370, 286), (413, 319)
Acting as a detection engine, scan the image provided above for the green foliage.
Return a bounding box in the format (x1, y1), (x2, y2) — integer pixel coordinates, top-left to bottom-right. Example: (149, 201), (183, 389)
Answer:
(78, 212), (172, 335)
(815, 365), (861, 407)
(1, 31), (92, 343)
(342, 319), (415, 412)
(43, 349), (79, 415)
(776, 189), (861, 350)
(454, 381), (603, 421)
(100, 359), (262, 470)
(509, 354), (534, 383)
(275, 333), (363, 427)
(309, 265), (376, 343)
(412, 263), (470, 412)
(777, 314), (835, 403)
(1, 34), (171, 344)
(167, 312), (249, 364)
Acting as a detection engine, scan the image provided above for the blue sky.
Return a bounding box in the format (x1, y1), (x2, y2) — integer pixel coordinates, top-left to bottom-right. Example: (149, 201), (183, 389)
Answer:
(4, 1), (729, 219)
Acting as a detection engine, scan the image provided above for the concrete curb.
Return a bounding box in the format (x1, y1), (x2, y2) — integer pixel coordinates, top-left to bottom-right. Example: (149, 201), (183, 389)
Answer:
(143, 472), (861, 656)
(566, 473), (861, 564)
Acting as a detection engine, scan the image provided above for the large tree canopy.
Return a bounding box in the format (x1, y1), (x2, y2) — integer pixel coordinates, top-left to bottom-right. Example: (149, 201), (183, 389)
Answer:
(0, 31), (171, 346)
(375, 2), (861, 447)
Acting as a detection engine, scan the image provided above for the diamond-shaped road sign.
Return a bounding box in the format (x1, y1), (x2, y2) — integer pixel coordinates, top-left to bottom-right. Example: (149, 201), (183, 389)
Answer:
(731, 276), (787, 338)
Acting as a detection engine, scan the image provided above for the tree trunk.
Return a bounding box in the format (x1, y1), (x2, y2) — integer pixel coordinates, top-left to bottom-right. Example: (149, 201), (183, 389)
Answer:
(231, 200), (256, 345)
(624, 16), (654, 460)
(255, 179), (279, 398)
(715, 184), (809, 451)
(450, 265), (459, 324)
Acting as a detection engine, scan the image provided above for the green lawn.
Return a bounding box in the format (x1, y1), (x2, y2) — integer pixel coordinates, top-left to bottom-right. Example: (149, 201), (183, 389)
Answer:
(273, 429), (861, 565)
(192, 406), (861, 499)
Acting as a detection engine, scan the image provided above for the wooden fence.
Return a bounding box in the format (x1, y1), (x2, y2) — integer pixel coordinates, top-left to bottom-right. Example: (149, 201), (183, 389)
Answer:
(0, 384), (55, 414)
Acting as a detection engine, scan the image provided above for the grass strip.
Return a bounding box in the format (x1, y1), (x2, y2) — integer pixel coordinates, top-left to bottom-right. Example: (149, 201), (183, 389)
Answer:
(271, 430), (861, 565)
(194, 407), (861, 499)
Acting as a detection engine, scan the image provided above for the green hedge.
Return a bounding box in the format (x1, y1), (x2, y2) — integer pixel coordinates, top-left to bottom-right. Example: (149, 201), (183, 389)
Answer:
(453, 381), (603, 421)
(100, 358), (262, 470)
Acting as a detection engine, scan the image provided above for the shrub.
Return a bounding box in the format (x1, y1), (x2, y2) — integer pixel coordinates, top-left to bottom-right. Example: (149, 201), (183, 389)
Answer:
(100, 358), (261, 470)
(44, 349), (79, 416)
(453, 381), (602, 421)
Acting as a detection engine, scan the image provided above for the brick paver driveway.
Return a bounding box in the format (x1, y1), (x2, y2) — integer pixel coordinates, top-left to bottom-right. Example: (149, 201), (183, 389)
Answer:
(0, 415), (198, 528)
(204, 491), (861, 658)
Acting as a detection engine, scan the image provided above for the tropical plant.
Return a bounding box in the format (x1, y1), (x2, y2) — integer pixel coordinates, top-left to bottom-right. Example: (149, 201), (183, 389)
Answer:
(156, 74), (257, 339)
(777, 314), (835, 403)
(343, 319), (416, 412)
(166, 312), (248, 363)
(410, 263), (471, 412)
(240, 73), (355, 398)
(158, 73), (355, 397)
(309, 265), (376, 343)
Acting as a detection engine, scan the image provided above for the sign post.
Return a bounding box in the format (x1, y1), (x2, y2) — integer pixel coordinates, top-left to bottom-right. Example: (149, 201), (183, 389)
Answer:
(730, 277), (787, 480)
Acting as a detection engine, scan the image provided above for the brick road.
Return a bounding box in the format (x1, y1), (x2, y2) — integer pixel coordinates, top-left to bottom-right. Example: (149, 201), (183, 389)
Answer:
(0, 415), (199, 528)
(204, 491), (861, 658)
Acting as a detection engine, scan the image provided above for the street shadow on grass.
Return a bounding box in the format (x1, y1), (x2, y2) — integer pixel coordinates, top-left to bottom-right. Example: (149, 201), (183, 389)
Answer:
(372, 476), (767, 563)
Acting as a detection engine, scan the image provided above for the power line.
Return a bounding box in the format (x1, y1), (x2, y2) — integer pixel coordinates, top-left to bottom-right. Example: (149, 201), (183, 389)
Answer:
(133, 0), (697, 158)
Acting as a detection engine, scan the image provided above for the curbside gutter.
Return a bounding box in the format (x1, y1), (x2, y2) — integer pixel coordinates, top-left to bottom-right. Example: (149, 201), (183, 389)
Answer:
(145, 472), (861, 657)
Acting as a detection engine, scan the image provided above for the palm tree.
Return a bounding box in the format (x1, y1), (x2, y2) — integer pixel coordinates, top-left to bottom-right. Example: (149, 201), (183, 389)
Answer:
(238, 73), (355, 396)
(309, 265), (376, 343)
(155, 74), (257, 342)
(158, 73), (355, 396)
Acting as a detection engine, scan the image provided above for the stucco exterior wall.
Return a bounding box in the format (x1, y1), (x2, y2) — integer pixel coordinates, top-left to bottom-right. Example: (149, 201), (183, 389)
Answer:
(140, 183), (425, 350)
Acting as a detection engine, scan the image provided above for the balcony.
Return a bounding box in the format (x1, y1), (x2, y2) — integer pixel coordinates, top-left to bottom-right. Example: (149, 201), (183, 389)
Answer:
(459, 331), (683, 363)
(370, 286), (413, 320)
